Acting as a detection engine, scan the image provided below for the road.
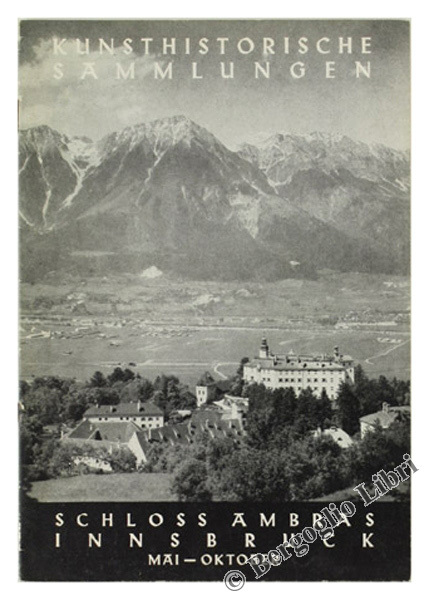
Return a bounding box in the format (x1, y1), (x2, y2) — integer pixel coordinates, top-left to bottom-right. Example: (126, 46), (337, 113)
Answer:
(364, 339), (410, 365)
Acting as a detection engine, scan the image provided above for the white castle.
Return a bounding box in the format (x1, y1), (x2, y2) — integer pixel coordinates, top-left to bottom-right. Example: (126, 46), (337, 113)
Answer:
(242, 338), (355, 400)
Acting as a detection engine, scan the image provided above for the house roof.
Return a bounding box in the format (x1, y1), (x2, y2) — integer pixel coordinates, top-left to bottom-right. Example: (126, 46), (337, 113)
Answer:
(214, 396), (249, 411)
(360, 405), (410, 428)
(313, 426), (354, 449)
(149, 423), (193, 445)
(132, 409), (246, 449)
(62, 438), (122, 453)
(191, 409), (223, 428)
(84, 402), (163, 418)
(132, 431), (154, 457)
(194, 418), (244, 443)
(189, 410), (245, 443)
(67, 419), (141, 443)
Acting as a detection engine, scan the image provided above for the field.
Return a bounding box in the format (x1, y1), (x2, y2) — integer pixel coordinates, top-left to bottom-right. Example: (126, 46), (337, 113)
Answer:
(27, 473), (409, 503)
(28, 472), (175, 502)
(20, 270), (410, 386)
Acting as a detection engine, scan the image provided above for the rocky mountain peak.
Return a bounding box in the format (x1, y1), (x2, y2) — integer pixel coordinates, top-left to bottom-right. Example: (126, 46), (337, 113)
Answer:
(19, 118), (410, 282)
(99, 114), (219, 158)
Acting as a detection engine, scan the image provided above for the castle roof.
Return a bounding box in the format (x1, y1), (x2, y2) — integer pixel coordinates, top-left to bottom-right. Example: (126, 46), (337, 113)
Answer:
(246, 354), (351, 371)
(84, 402), (163, 418)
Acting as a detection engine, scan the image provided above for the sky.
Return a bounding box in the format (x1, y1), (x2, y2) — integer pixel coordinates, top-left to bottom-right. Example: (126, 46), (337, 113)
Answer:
(18, 20), (410, 150)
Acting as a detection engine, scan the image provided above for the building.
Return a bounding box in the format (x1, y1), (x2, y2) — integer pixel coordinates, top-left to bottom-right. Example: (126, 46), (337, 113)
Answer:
(213, 394), (249, 428)
(64, 419), (142, 444)
(83, 401), (164, 429)
(61, 420), (143, 472)
(359, 403), (410, 438)
(313, 426), (354, 449)
(195, 382), (217, 407)
(130, 407), (246, 465)
(242, 338), (354, 400)
(195, 379), (231, 407)
(62, 403), (164, 470)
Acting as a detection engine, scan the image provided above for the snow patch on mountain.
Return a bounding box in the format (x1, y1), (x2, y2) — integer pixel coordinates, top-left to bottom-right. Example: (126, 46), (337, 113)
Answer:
(19, 155), (30, 175)
(60, 137), (100, 208)
(34, 146), (53, 227)
(140, 266), (163, 279)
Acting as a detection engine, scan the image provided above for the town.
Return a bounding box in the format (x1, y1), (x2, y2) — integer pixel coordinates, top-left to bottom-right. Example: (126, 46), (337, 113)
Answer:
(55, 338), (409, 474)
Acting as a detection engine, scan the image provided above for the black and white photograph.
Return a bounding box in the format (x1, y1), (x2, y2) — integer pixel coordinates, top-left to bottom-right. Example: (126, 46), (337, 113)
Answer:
(16, 17), (414, 583)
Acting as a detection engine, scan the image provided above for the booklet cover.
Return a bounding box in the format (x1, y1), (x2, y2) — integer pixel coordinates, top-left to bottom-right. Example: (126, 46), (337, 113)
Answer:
(18, 19), (411, 583)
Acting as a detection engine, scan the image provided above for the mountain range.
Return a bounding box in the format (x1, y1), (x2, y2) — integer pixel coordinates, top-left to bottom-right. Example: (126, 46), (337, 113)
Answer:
(19, 116), (410, 282)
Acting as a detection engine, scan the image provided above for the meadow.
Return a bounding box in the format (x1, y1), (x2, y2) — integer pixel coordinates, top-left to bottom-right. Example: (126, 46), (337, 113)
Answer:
(28, 472), (175, 502)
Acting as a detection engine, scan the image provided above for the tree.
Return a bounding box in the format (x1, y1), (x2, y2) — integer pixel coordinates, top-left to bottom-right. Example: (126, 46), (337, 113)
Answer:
(274, 388), (297, 427)
(210, 447), (291, 501)
(230, 357), (249, 396)
(152, 390), (167, 413)
(245, 401), (276, 449)
(109, 447), (136, 472)
(61, 383), (96, 422)
(353, 364), (368, 390)
(63, 395), (90, 423)
(152, 374), (195, 418)
(20, 414), (44, 464)
(205, 437), (236, 473)
(209, 435), (350, 502)
(285, 436), (347, 500)
(23, 386), (64, 425)
(90, 371), (107, 388)
(351, 364), (411, 416)
(19, 380), (30, 399)
(348, 416), (410, 484)
(294, 388), (325, 434)
(107, 367), (135, 386)
(96, 387), (120, 406)
(172, 459), (212, 501)
(45, 441), (77, 477)
(145, 443), (191, 473)
(391, 377), (410, 406)
(315, 390), (333, 428)
(335, 382), (361, 435)
(196, 372), (215, 386)
(246, 385), (327, 448)
(119, 378), (154, 403)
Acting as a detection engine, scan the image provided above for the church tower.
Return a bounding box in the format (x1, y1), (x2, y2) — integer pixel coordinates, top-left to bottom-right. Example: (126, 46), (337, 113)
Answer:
(259, 337), (269, 359)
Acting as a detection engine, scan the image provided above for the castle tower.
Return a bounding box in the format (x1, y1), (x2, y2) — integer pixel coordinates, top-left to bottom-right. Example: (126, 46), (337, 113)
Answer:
(259, 337), (269, 359)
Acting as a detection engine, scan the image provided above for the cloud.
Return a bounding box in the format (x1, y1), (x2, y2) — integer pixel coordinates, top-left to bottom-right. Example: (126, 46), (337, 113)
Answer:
(19, 38), (162, 139)
(18, 32), (410, 150)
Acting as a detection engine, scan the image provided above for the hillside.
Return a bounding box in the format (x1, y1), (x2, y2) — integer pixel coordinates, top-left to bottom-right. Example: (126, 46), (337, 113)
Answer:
(19, 117), (410, 282)
(239, 132), (410, 274)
